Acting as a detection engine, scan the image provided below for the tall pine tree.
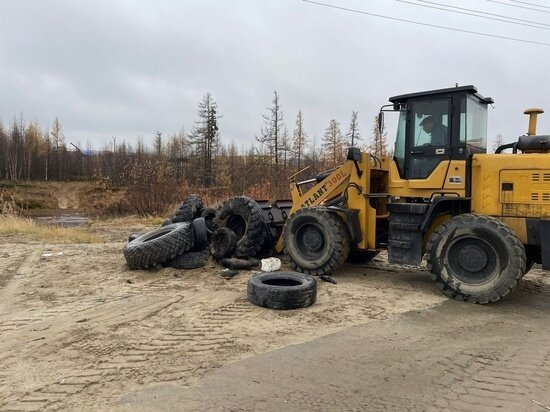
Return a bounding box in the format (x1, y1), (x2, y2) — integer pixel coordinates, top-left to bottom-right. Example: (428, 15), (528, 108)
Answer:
(190, 93), (220, 187)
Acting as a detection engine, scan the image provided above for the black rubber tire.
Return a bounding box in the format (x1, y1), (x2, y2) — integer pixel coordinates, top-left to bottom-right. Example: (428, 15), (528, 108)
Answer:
(214, 196), (269, 258)
(247, 271), (317, 310)
(282, 207), (350, 276)
(192, 217), (208, 251)
(347, 249), (380, 263)
(123, 223), (194, 270)
(169, 250), (210, 269)
(200, 207), (217, 230)
(426, 214), (526, 304)
(172, 194), (204, 223)
(210, 227), (237, 259)
(219, 257), (259, 270)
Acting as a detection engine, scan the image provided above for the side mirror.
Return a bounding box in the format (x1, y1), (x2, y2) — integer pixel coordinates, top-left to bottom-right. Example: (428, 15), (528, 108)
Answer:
(378, 112), (384, 134)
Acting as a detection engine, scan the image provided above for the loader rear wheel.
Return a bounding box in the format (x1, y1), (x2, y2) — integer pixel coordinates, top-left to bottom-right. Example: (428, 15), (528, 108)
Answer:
(283, 208), (350, 276)
(426, 214), (526, 304)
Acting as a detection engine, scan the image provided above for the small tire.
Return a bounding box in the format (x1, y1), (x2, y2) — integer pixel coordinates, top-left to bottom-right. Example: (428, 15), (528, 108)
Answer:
(426, 213), (526, 304)
(172, 194), (204, 223)
(247, 271), (317, 310)
(282, 207), (350, 276)
(192, 217), (208, 251)
(210, 227), (237, 259)
(214, 196), (269, 258)
(124, 223), (194, 270)
(169, 250), (210, 269)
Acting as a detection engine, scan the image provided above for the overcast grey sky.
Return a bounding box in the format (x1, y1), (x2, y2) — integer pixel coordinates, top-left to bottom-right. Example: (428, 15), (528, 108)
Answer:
(1, 0), (549, 151)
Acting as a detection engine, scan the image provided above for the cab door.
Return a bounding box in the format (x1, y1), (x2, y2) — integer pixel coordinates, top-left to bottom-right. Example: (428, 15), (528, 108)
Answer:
(406, 98), (451, 180)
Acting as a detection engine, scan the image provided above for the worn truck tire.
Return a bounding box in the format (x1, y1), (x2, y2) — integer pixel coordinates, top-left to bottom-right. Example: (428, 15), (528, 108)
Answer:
(169, 250), (210, 269)
(200, 207), (217, 230)
(426, 213), (526, 304)
(123, 222), (194, 269)
(192, 217), (208, 251)
(210, 227), (237, 259)
(283, 207), (350, 276)
(247, 271), (317, 310)
(172, 194), (204, 223)
(214, 196), (269, 258)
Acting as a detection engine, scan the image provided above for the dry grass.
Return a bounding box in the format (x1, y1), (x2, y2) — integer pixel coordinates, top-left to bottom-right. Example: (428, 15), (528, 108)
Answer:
(95, 215), (164, 227)
(0, 215), (101, 243)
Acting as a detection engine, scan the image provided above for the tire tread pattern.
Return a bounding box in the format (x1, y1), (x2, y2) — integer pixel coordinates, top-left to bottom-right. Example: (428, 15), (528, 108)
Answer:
(123, 223), (194, 269)
(283, 207), (350, 276)
(425, 213), (526, 304)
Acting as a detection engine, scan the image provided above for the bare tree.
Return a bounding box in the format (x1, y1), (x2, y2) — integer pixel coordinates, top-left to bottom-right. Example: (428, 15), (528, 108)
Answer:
(292, 110), (308, 171)
(256, 91), (284, 174)
(368, 115), (388, 158)
(322, 119), (345, 168)
(50, 117), (65, 179)
(492, 134), (504, 152)
(346, 111), (361, 147)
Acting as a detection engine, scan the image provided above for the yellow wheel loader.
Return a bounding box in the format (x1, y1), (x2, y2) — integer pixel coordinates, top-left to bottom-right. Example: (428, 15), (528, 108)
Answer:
(269, 85), (549, 304)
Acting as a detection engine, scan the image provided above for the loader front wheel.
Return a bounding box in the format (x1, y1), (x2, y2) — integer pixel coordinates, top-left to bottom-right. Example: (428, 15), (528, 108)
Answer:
(283, 208), (350, 276)
(426, 214), (526, 304)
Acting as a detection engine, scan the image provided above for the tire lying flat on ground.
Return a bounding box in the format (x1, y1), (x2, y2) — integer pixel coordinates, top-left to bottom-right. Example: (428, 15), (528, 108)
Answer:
(214, 196), (269, 258)
(172, 194), (204, 223)
(169, 249), (210, 269)
(283, 207), (350, 276)
(247, 271), (317, 310)
(124, 222), (194, 270)
(426, 213), (526, 304)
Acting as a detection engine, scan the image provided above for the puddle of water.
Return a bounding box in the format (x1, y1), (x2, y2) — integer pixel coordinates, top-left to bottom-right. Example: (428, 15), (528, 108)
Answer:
(26, 210), (91, 227)
(33, 215), (90, 227)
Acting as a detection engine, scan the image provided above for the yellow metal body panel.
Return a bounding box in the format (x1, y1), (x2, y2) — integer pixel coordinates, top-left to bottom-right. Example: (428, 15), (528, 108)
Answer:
(388, 160), (466, 198)
(471, 153), (550, 244)
(277, 154), (389, 252)
(471, 154), (550, 217)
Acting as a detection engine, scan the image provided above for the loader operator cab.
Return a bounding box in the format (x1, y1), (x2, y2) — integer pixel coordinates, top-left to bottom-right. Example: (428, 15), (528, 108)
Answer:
(384, 85), (494, 180)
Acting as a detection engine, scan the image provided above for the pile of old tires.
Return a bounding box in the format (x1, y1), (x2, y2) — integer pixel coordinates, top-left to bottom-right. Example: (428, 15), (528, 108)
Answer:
(123, 194), (273, 271)
(123, 194), (318, 311)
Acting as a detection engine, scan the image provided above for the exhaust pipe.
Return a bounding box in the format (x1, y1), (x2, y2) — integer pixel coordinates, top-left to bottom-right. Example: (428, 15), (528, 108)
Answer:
(524, 108), (544, 135)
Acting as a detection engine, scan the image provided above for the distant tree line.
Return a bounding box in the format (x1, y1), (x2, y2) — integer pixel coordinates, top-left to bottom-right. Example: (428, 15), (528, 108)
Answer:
(0, 91), (389, 198)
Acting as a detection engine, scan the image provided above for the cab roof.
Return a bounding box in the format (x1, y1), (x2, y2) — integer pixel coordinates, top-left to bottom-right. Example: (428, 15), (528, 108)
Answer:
(389, 85), (494, 105)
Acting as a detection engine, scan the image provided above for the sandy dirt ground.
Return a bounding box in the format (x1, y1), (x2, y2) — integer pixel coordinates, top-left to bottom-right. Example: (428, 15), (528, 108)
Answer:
(0, 221), (549, 411)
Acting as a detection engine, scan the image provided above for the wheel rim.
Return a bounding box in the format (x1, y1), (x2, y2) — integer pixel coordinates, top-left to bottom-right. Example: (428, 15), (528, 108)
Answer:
(447, 236), (500, 284)
(294, 221), (326, 259)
